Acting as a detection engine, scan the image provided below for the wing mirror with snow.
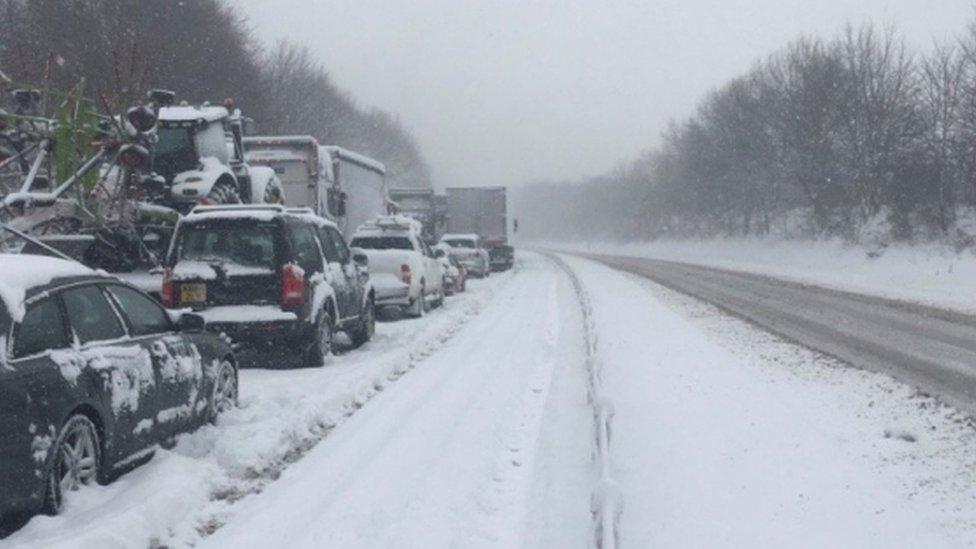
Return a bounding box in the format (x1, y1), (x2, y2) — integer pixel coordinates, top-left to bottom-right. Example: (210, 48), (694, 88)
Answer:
(177, 312), (206, 333)
(351, 248), (368, 268)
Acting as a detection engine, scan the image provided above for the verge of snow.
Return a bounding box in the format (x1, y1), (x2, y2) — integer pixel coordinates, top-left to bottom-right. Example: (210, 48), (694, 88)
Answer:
(562, 254), (976, 547)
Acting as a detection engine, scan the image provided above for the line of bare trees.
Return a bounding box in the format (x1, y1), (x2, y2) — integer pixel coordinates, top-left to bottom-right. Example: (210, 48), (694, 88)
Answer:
(0, 0), (431, 188)
(517, 22), (976, 247)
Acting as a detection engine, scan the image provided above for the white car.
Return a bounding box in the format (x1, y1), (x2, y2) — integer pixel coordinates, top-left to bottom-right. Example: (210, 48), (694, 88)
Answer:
(439, 233), (490, 278)
(350, 216), (444, 317)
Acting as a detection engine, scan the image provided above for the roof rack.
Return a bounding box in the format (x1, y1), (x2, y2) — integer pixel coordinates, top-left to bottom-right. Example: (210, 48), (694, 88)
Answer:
(285, 207), (316, 216)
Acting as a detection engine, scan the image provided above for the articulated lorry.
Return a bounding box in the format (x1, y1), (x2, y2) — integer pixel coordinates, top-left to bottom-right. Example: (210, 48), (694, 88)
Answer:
(243, 135), (387, 239)
(445, 186), (513, 271)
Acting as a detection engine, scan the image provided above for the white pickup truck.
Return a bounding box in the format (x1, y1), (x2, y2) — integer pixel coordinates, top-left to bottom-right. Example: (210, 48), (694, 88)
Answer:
(350, 216), (444, 317)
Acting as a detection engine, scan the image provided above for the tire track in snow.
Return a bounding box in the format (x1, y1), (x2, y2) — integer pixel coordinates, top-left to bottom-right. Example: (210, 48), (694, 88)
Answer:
(474, 275), (562, 546)
(193, 272), (521, 541)
(197, 254), (581, 548)
(546, 253), (621, 549)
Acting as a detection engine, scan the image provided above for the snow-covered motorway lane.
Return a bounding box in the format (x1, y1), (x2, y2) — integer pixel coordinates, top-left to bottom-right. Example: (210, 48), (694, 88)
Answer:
(202, 253), (592, 548)
(6, 251), (976, 548)
(573, 252), (976, 414)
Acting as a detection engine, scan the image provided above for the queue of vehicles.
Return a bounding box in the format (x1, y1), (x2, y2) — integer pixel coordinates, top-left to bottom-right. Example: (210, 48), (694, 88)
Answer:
(0, 90), (516, 527)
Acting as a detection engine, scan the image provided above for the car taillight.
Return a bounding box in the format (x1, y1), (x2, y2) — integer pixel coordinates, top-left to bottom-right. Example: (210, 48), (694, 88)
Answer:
(281, 263), (304, 308)
(399, 263), (412, 284)
(161, 267), (175, 307)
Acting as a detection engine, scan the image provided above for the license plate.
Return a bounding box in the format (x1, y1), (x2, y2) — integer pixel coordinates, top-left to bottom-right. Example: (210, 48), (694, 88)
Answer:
(180, 283), (206, 304)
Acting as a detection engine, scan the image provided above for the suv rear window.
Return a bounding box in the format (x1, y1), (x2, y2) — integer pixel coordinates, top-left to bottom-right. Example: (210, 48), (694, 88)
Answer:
(350, 236), (413, 250)
(174, 221), (277, 269)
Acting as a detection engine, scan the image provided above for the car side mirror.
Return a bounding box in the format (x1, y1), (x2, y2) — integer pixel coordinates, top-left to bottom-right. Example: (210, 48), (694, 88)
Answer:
(177, 313), (206, 333)
(434, 249), (445, 258)
(351, 248), (368, 267)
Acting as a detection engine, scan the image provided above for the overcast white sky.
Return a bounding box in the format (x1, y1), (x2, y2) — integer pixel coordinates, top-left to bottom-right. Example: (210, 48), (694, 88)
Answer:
(235, 0), (973, 188)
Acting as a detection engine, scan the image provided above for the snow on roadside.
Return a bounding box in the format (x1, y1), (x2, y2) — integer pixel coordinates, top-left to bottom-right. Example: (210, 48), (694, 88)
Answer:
(542, 238), (976, 314)
(562, 254), (976, 547)
(5, 273), (512, 549)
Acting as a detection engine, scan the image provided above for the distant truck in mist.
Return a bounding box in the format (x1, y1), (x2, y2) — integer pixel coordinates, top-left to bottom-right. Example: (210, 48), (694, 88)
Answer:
(445, 186), (514, 271)
(243, 135), (387, 239)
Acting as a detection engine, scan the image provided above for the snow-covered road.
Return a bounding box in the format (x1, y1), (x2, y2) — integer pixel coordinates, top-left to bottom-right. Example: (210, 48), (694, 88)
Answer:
(6, 252), (976, 548)
(203, 254), (591, 548)
(565, 255), (976, 547)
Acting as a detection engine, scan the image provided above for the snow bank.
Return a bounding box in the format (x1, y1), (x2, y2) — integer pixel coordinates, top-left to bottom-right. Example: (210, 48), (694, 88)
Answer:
(544, 238), (976, 313)
(563, 254), (976, 547)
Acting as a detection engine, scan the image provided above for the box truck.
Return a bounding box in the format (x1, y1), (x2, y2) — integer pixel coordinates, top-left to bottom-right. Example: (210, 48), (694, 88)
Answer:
(444, 186), (513, 271)
(243, 136), (387, 238)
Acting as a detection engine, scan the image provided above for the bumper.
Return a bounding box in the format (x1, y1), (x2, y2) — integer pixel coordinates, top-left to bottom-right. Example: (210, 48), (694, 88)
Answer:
(459, 259), (487, 273)
(443, 276), (459, 294)
(373, 278), (413, 307)
(207, 320), (311, 352)
(490, 258), (513, 270)
(198, 306), (307, 352)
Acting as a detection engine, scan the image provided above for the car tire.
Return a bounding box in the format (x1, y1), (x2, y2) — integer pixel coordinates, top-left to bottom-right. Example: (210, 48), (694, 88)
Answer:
(350, 299), (375, 348)
(209, 358), (238, 423)
(305, 311), (334, 366)
(207, 178), (242, 205)
(43, 414), (101, 515)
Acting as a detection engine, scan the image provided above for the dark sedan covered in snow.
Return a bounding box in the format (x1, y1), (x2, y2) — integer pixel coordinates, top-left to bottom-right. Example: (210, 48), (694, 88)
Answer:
(0, 254), (238, 518)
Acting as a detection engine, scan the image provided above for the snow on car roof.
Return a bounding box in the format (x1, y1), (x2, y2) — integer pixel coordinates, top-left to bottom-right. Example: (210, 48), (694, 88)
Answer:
(320, 146), (386, 175)
(158, 105), (228, 124)
(184, 206), (282, 223)
(355, 215), (422, 235)
(0, 254), (96, 321)
(183, 204), (338, 228)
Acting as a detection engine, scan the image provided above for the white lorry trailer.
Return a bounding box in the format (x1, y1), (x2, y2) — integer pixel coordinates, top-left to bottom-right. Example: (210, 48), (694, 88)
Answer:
(243, 135), (387, 239)
(445, 186), (513, 271)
